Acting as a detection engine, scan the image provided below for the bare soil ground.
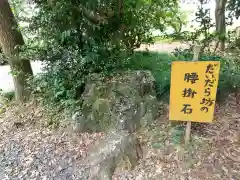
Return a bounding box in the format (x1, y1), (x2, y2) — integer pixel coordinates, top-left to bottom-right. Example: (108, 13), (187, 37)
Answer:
(0, 94), (239, 180)
(138, 42), (189, 52)
(113, 94), (240, 180)
(0, 102), (105, 179)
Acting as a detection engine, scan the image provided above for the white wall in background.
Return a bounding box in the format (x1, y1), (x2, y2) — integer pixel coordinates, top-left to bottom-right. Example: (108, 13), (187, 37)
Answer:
(0, 61), (44, 92)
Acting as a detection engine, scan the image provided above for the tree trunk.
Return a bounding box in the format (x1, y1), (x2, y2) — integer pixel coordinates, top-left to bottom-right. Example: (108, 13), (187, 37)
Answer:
(215, 0), (227, 51)
(235, 26), (240, 48)
(0, 0), (33, 102)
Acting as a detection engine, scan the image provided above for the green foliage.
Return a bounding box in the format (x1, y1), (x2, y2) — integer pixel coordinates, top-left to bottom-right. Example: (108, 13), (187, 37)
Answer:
(225, 29), (240, 50)
(173, 47), (240, 98)
(30, 51), (175, 111)
(122, 51), (175, 99)
(27, 0), (181, 58)
(0, 51), (7, 66)
(25, 0), (183, 111)
(30, 59), (85, 111)
(31, 48), (240, 111)
(219, 54), (240, 91)
(172, 48), (221, 61)
(166, 0), (240, 97)
(0, 89), (15, 102)
(227, 0), (240, 21)
(172, 48), (193, 60)
(170, 124), (184, 145)
(2, 92), (15, 102)
(172, 1), (216, 52)
(170, 0), (239, 53)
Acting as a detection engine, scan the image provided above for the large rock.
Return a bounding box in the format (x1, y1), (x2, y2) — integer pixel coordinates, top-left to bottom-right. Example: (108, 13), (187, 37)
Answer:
(72, 71), (159, 133)
(77, 131), (142, 180)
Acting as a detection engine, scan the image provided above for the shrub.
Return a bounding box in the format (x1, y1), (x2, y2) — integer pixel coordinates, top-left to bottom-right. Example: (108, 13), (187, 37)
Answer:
(0, 51), (7, 66)
(27, 0), (183, 111)
(122, 51), (176, 100)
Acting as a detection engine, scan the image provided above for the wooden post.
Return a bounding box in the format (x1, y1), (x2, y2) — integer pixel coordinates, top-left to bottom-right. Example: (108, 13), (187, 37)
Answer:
(184, 45), (201, 146)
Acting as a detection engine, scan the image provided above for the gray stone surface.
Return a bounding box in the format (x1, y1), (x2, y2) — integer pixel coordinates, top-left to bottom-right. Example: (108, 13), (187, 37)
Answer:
(72, 71), (159, 133)
(77, 131), (142, 180)
(71, 71), (159, 180)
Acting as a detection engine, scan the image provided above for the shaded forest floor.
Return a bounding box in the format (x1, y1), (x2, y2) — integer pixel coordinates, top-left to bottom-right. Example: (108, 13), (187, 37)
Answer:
(0, 102), (105, 179)
(113, 94), (240, 180)
(0, 94), (239, 180)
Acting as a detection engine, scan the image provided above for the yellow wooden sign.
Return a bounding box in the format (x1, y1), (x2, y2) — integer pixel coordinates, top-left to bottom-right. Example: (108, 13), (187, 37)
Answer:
(169, 61), (220, 123)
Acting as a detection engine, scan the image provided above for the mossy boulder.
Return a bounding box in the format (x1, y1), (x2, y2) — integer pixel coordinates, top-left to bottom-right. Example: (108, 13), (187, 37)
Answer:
(72, 71), (159, 133)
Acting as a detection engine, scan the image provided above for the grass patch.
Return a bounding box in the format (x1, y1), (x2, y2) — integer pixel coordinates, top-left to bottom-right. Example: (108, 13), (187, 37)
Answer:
(122, 50), (240, 102)
(0, 90), (15, 102)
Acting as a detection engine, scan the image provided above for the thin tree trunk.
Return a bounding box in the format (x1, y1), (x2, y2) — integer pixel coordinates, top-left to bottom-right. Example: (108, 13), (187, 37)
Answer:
(215, 0), (227, 51)
(0, 0), (33, 102)
(235, 26), (240, 48)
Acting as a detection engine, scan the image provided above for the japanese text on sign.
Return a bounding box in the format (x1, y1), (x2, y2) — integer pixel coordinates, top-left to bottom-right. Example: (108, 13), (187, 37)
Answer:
(169, 61), (220, 122)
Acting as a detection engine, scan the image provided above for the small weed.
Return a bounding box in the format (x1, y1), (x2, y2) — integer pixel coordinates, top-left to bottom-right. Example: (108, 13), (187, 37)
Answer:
(170, 125), (185, 145)
(0, 89), (14, 102)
